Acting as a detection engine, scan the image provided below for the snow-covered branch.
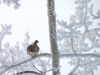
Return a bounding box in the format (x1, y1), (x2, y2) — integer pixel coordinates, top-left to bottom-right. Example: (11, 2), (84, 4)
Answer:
(60, 54), (100, 58)
(89, 4), (100, 19)
(14, 67), (60, 75)
(0, 53), (51, 75)
(68, 58), (80, 75)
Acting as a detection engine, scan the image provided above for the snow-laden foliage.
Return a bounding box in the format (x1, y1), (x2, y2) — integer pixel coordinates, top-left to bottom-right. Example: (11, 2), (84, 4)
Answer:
(1, 0), (21, 9)
(0, 25), (51, 75)
(0, 0), (100, 75)
(57, 0), (100, 75)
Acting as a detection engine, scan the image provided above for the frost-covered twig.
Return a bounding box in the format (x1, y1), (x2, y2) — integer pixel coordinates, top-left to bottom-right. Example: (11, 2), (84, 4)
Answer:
(31, 60), (42, 73)
(82, 2), (87, 39)
(1, 0), (21, 9)
(0, 24), (12, 50)
(41, 66), (61, 75)
(89, 4), (100, 19)
(9, 49), (14, 64)
(79, 59), (99, 67)
(37, 57), (46, 72)
(68, 58), (80, 75)
(70, 38), (76, 54)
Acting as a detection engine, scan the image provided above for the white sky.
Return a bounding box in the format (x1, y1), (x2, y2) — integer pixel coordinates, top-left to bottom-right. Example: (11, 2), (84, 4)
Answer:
(0, 0), (100, 75)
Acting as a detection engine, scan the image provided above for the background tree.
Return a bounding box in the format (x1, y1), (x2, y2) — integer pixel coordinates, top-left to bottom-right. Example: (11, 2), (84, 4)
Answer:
(0, 0), (100, 75)
(57, 0), (100, 75)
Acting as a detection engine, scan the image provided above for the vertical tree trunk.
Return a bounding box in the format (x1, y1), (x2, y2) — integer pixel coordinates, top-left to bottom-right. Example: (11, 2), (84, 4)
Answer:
(47, 0), (60, 75)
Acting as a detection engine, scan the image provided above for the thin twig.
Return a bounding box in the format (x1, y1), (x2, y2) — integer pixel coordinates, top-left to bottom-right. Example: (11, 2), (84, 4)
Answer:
(9, 49), (14, 64)
(38, 57), (47, 72)
(82, 3), (87, 39)
(70, 38), (76, 54)
(31, 60), (42, 73)
(68, 58), (80, 75)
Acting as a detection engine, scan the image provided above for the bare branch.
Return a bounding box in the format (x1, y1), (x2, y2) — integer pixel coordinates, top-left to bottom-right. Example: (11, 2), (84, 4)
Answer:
(13, 71), (41, 75)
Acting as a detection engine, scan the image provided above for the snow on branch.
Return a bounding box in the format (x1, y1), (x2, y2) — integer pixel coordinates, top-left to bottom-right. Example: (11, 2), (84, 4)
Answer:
(0, 26), (51, 75)
(0, 24), (12, 50)
(14, 66), (60, 75)
(60, 54), (100, 58)
(89, 4), (100, 19)
(68, 58), (80, 75)
(1, 0), (21, 9)
(0, 53), (51, 75)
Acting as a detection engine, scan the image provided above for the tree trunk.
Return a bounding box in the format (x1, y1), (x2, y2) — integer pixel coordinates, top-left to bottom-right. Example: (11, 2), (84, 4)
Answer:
(47, 0), (60, 75)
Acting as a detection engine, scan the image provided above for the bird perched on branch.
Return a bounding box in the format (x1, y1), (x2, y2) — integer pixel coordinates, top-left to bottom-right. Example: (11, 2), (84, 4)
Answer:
(27, 40), (39, 57)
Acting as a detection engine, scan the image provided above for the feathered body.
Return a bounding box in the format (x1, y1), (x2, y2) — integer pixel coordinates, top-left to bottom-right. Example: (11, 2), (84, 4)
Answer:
(27, 40), (39, 57)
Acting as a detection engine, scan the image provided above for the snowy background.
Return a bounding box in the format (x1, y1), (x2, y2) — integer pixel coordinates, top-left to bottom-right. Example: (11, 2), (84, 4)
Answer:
(0, 0), (100, 75)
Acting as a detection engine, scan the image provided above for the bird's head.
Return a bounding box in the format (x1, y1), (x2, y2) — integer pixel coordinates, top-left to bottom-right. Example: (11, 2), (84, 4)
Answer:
(34, 40), (39, 44)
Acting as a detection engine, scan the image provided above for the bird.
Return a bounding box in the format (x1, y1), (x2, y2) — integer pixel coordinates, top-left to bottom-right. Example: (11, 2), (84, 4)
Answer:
(27, 40), (39, 57)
